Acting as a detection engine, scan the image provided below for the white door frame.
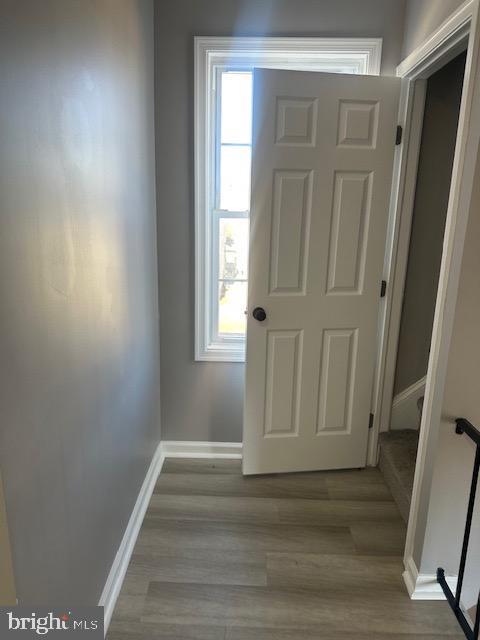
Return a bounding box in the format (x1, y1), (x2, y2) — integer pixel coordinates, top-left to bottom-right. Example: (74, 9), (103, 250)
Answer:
(366, 0), (480, 585)
(367, 0), (476, 468)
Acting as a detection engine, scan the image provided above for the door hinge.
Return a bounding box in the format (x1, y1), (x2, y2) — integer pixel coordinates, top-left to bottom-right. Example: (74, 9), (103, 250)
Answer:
(380, 280), (387, 298)
(395, 125), (403, 145)
(369, 413), (374, 429)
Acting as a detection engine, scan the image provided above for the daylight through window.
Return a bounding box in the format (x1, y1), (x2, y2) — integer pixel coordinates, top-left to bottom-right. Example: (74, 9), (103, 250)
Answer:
(216, 71), (252, 337)
(195, 37), (382, 361)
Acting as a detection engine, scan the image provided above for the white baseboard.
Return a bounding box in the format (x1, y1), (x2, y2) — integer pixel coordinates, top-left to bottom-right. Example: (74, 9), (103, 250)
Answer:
(99, 439), (242, 634)
(391, 376), (426, 431)
(161, 440), (243, 459)
(403, 555), (457, 600)
(99, 442), (164, 635)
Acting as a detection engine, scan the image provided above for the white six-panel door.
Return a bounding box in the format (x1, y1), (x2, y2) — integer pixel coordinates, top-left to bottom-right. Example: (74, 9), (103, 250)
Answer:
(243, 69), (400, 475)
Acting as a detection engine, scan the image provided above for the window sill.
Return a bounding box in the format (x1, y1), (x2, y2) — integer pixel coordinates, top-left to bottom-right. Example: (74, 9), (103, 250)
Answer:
(195, 342), (246, 363)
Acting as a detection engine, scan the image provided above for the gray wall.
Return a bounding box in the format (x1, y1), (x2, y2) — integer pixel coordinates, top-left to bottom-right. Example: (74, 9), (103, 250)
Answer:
(394, 52), (465, 395)
(414, 151), (480, 611)
(0, 474), (16, 604)
(0, 0), (160, 604)
(155, 0), (406, 442)
(401, 0), (465, 59)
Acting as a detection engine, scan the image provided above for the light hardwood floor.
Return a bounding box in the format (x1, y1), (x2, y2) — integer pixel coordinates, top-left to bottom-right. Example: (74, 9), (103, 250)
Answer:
(107, 459), (462, 639)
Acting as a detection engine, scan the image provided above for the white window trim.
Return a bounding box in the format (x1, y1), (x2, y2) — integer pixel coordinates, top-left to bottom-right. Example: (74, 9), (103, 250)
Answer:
(194, 36), (383, 362)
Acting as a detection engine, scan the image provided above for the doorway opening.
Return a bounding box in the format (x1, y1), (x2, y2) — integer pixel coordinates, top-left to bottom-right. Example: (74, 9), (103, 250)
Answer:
(378, 50), (467, 522)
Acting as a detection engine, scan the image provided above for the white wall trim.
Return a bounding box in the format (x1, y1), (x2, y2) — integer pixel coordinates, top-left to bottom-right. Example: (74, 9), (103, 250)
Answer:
(370, 1), (474, 466)
(99, 440), (243, 634)
(373, 0), (480, 599)
(390, 376), (426, 431)
(161, 440), (243, 459)
(371, 3), (474, 462)
(368, 0), (480, 604)
(367, 77), (427, 464)
(402, 0), (480, 574)
(99, 442), (164, 635)
(397, 0), (473, 79)
(403, 556), (457, 600)
(99, 439), (242, 633)
(194, 36), (383, 362)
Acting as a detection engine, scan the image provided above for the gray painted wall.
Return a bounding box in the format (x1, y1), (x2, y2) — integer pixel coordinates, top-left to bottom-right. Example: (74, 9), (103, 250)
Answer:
(414, 151), (480, 610)
(155, 0), (406, 442)
(0, 0), (160, 604)
(393, 52), (465, 395)
(401, 0), (465, 59)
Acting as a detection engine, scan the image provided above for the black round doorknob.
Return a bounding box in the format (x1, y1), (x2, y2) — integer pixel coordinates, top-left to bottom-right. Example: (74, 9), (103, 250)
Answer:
(252, 307), (267, 322)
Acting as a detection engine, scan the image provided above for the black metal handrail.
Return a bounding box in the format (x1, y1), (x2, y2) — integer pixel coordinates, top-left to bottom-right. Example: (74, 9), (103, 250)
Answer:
(437, 417), (480, 640)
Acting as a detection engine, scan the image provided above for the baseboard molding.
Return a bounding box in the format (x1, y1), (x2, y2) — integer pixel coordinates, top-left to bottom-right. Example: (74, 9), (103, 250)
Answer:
(391, 376), (426, 431)
(99, 439), (242, 634)
(99, 441), (164, 635)
(403, 556), (457, 600)
(161, 440), (243, 459)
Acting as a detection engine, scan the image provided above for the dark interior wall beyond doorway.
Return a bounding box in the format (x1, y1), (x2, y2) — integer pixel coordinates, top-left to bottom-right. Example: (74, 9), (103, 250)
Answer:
(393, 51), (466, 396)
(0, 0), (160, 604)
(154, 0), (407, 443)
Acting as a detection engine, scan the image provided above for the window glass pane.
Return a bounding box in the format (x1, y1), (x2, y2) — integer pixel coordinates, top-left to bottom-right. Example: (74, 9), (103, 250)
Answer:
(218, 281), (247, 335)
(218, 218), (249, 281)
(219, 145), (251, 211)
(221, 71), (253, 144)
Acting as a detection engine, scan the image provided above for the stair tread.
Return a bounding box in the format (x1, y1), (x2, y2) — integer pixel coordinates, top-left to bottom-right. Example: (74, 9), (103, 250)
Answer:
(378, 429), (419, 523)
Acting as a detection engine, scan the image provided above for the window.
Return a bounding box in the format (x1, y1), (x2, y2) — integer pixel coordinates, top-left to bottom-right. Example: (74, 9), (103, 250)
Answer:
(215, 70), (251, 341)
(195, 37), (382, 361)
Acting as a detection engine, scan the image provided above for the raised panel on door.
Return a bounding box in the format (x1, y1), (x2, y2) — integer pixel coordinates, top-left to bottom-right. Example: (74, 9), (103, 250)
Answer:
(337, 99), (379, 148)
(327, 171), (372, 295)
(317, 328), (358, 433)
(244, 68), (400, 475)
(269, 170), (312, 295)
(275, 97), (318, 146)
(264, 330), (303, 436)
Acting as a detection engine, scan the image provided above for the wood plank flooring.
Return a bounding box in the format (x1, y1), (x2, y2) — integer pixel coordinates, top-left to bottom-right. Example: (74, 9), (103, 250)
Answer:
(107, 459), (462, 639)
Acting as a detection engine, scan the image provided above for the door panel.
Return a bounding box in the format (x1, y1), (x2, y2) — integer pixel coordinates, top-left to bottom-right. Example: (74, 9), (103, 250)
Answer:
(317, 328), (357, 433)
(269, 170), (312, 294)
(327, 171), (372, 294)
(264, 329), (303, 436)
(243, 69), (400, 475)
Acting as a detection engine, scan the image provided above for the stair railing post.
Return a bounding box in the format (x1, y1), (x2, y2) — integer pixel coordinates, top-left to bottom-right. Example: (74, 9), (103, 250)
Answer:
(454, 441), (480, 609)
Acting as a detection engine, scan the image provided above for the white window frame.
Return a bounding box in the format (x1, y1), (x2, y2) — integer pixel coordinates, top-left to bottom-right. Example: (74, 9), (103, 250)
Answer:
(194, 36), (383, 362)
